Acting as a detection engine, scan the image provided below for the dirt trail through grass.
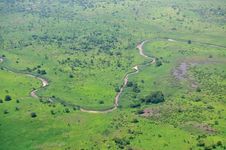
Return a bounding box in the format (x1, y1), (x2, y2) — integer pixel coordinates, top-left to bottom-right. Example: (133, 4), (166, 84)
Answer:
(1, 38), (225, 113)
(80, 41), (153, 113)
(0, 41), (153, 113)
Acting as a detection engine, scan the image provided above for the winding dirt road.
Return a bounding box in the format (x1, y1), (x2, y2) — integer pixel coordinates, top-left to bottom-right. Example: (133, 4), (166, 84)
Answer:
(0, 40), (152, 114)
(2, 38), (225, 113)
(80, 41), (152, 113)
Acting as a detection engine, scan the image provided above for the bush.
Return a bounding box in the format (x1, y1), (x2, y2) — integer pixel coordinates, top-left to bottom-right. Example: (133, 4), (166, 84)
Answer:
(5, 95), (12, 101)
(127, 81), (133, 87)
(69, 74), (74, 78)
(188, 40), (192, 44)
(15, 107), (20, 111)
(0, 99), (3, 103)
(37, 69), (47, 75)
(31, 112), (37, 118)
(156, 59), (162, 67)
(196, 87), (201, 92)
(99, 100), (104, 104)
(65, 108), (70, 113)
(145, 91), (165, 104)
(115, 87), (120, 92)
(130, 103), (141, 108)
(3, 110), (9, 114)
(132, 83), (140, 93)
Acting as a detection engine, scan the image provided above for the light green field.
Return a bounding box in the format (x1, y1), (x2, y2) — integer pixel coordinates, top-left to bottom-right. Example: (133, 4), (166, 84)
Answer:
(0, 0), (226, 150)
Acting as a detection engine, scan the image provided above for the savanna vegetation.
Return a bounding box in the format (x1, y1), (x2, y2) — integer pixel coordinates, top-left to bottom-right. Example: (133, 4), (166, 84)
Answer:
(0, 0), (226, 149)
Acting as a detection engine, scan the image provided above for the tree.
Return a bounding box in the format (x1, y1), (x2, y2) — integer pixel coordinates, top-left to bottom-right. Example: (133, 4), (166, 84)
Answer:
(145, 91), (165, 104)
(127, 81), (133, 87)
(188, 40), (192, 44)
(31, 112), (37, 118)
(156, 59), (162, 67)
(5, 95), (12, 101)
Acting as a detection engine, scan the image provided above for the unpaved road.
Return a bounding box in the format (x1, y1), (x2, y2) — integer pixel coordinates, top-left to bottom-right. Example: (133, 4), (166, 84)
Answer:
(0, 41), (153, 114)
(3, 38), (222, 113)
(81, 41), (151, 113)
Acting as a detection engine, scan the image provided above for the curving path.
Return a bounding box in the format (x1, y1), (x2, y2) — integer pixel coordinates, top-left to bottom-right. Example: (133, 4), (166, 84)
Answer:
(0, 40), (153, 114)
(80, 40), (153, 113)
(2, 38), (223, 113)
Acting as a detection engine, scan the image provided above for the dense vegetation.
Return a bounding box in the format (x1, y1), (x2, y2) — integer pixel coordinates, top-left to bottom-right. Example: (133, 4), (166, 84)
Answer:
(0, 0), (226, 149)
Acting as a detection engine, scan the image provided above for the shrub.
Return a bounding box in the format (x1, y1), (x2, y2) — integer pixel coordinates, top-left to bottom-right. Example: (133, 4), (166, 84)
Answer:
(127, 81), (133, 87)
(132, 83), (140, 93)
(5, 95), (12, 101)
(0, 99), (3, 103)
(130, 103), (141, 108)
(114, 137), (130, 149)
(3, 110), (9, 114)
(156, 59), (162, 67)
(145, 91), (165, 104)
(31, 112), (37, 118)
(65, 108), (70, 113)
(216, 141), (222, 146)
(188, 40), (192, 44)
(196, 87), (201, 92)
(15, 107), (20, 111)
(69, 74), (74, 78)
(115, 87), (120, 92)
(37, 69), (47, 75)
(99, 100), (104, 104)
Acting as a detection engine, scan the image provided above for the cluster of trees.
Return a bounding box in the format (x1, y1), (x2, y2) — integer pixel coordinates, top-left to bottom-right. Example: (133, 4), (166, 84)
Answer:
(130, 91), (165, 109)
(25, 65), (47, 75)
(127, 81), (140, 93)
(0, 95), (12, 103)
(196, 135), (224, 150)
(141, 91), (165, 104)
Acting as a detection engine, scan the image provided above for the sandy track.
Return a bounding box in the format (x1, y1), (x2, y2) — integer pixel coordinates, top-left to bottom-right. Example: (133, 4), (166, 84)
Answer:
(0, 41), (151, 114)
(80, 40), (156, 113)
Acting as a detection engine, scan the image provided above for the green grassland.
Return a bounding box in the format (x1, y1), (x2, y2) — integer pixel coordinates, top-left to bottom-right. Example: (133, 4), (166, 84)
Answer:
(0, 0), (226, 149)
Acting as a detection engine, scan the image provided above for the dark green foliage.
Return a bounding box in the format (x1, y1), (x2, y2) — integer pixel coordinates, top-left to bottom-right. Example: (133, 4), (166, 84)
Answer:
(196, 87), (201, 92)
(131, 83), (140, 93)
(31, 112), (37, 118)
(37, 69), (47, 75)
(65, 108), (70, 113)
(69, 74), (74, 78)
(5, 95), (12, 101)
(99, 100), (104, 104)
(156, 59), (162, 67)
(127, 81), (133, 87)
(188, 40), (192, 44)
(0, 99), (3, 103)
(130, 103), (141, 108)
(144, 91), (165, 104)
(114, 137), (130, 149)
(3, 110), (9, 114)
(115, 87), (120, 92)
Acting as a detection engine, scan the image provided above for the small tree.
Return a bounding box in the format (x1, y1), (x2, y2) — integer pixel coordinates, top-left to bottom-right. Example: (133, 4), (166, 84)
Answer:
(156, 59), (162, 67)
(145, 91), (165, 104)
(31, 112), (37, 118)
(188, 40), (192, 44)
(5, 95), (12, 101)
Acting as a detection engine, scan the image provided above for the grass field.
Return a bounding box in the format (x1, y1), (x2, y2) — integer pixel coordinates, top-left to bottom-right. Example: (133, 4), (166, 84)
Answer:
(0, 0), (226, 149)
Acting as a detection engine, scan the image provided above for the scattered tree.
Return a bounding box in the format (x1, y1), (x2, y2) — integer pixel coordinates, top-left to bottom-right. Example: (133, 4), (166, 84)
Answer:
(144, 91), (165, 104)
(31, 112), (37, 118)
(5, 95), (12, 101)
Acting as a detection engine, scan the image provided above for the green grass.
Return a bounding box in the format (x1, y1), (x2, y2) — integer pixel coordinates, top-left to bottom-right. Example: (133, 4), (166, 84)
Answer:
(0, 0), (226, 149)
